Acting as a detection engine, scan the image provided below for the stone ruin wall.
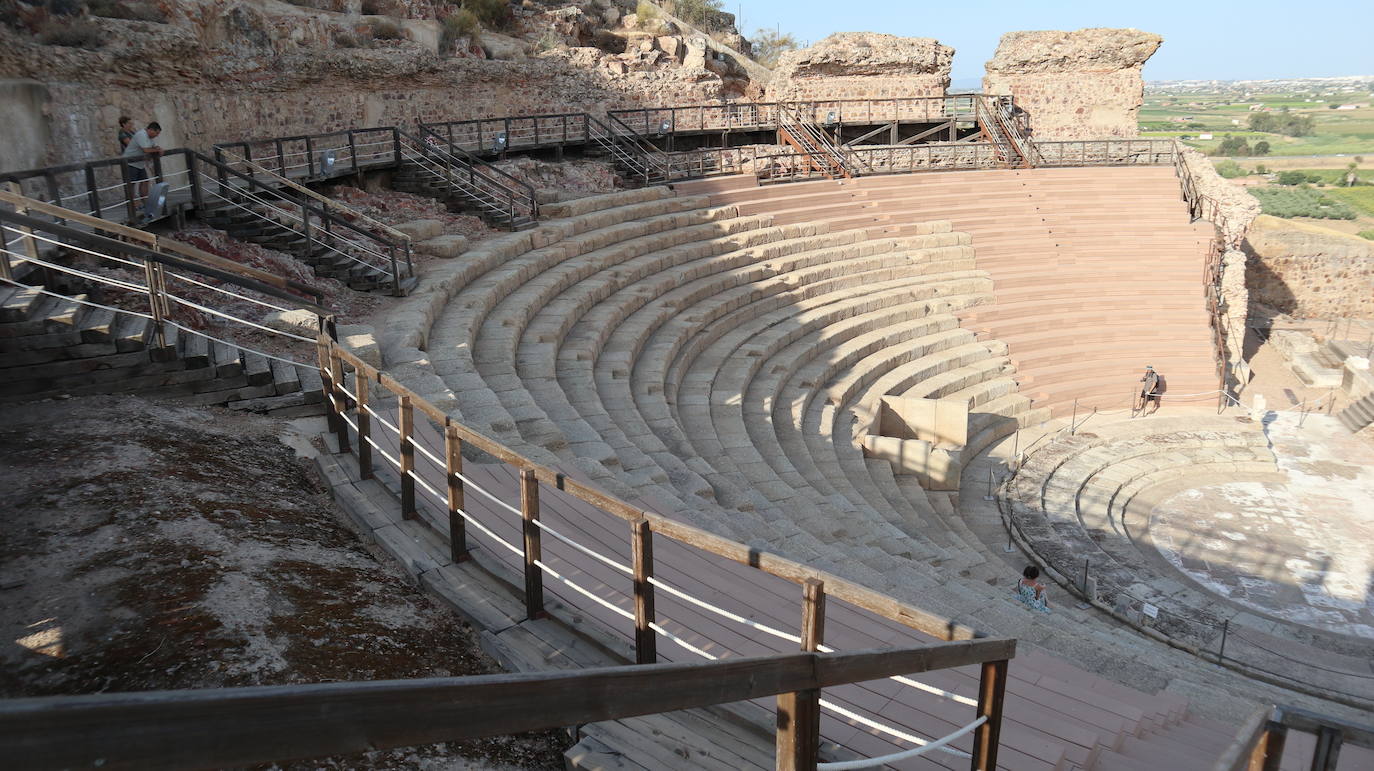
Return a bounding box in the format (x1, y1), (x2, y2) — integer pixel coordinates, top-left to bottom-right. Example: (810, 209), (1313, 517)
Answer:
(0, 1), (751, 173)
(982, 28), (1161, 140)
(764, 32), (952, 102)
(1244, 216), (1374, 321)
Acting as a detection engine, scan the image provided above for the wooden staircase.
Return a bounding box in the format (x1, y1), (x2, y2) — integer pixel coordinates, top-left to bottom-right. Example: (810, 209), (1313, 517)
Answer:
(0, 281), (322, 412)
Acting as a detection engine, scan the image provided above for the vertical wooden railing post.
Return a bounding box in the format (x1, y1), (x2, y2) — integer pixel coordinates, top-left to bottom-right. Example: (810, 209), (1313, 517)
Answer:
(445, 425), (468, 562)
(631, 518), (656, 664)
(329, 349), (350, 454)
(1246, 720), (1287, 771)
(520, 468), (545, 620)
(398, 395), (415, 519)
(355, 374), (373, 479)
(776, 578), (824, 771)
(970, 658), (1009, 770)
(317, 337), (342, 441)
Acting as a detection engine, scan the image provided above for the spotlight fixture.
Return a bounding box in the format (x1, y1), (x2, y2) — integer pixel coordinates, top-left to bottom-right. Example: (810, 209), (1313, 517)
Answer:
(144, 182), (169, 220)
(319, 149), (337, 174)
(493, 132), (508, 152)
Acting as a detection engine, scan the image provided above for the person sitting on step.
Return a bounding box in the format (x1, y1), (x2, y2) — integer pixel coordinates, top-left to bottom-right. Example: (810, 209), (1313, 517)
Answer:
(1016, 565), (1050, 612)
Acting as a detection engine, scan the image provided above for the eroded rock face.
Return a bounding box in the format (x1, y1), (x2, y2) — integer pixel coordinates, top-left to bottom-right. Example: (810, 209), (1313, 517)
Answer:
(766, 32), (953, 102)
(1244, 216), (1374, 320)
(983, 28), (1161, 140)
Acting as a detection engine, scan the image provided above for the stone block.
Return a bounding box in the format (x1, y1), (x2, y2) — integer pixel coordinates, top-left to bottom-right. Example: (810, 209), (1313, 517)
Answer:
(416, 234), (469, 259)
(393, 219), (444, 241)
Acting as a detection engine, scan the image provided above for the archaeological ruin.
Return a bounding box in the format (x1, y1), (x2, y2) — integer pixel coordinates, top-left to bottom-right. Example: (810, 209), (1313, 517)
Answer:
(2, 3), (1372, 769)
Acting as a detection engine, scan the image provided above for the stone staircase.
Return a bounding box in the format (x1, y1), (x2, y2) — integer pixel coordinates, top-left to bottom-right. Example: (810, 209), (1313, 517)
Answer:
(0, 282), (322, 413)
(1336, 392), (1374, 433)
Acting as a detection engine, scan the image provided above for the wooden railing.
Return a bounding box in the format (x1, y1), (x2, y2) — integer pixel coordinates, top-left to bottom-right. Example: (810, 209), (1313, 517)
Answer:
(0, 640), (1014, 771)
(1214, 705), (1374, 771)
(313, 334), (1017, 767)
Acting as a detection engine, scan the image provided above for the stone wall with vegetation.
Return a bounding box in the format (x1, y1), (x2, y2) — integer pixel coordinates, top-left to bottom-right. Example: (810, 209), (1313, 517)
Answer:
(1244, 216), (1374, 320)
(983, 28), (1160, 140)
(765, 32), (952, 102)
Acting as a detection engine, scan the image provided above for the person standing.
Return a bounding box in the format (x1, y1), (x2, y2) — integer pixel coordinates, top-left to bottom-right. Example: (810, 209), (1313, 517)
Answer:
(1138, 365), (1161, 415)
(121, 121), (163, 213)
(117, 116), (135, 153)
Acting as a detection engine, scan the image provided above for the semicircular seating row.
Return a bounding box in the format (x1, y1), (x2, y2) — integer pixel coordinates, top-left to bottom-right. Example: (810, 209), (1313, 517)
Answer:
(398, 181), (1246, 768)
(674, 166), (1220, 418)
(1003, 418), (1374, 705)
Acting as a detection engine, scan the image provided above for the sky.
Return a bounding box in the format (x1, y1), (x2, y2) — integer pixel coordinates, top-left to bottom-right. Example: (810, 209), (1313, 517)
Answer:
(731, 0), (1374, 83)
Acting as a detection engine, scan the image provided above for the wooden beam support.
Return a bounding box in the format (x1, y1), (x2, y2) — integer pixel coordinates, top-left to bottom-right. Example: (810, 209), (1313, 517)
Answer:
(970, 659), (1009, 770)
(777, 578), (825, 771)
(0, 641), (1014, 771)
(355, 372), (372, 479)
(631, 518), (656, 664)
(398, 395), (414, 519)
(520, 468), (545, 619)
(445, 425), (468, 562)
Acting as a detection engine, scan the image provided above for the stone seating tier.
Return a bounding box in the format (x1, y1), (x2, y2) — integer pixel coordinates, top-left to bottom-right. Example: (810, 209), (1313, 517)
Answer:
(381, 180), (1276, 769)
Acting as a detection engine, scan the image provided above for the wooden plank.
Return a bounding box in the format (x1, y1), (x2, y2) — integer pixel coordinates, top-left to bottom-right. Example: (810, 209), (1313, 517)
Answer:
(398, 394), (414, 517)
(971, 659), (1009, 770)
(445, 425), (468, 562)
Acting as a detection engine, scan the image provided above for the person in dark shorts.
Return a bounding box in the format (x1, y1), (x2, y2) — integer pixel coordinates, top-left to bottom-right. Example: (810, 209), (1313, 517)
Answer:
(1138, 365), (1161, 415)
(120, 121), (163, 210)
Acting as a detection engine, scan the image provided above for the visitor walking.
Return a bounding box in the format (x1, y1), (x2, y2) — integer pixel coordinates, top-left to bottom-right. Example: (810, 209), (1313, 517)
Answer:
(121, 121), (163, 213)
(1016, 566), (1050, 612)
(1138, 365), (1161, 416)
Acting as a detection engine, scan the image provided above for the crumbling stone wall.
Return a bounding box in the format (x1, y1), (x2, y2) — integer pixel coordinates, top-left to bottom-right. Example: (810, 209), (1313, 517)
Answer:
(982, 28), (1160, 140)
(765, 33), (952, 102)
(0, 3), (747, 171)
(1244, 216), (1374, 320)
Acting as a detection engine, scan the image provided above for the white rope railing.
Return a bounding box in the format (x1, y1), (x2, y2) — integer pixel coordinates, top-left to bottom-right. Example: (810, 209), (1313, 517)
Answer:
(816, 715), (986, 769)
(325, 384), (991, 761)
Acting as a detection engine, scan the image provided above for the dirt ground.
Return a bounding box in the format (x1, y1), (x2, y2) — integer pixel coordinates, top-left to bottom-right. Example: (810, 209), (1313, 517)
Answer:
(0, 395), (568, 769)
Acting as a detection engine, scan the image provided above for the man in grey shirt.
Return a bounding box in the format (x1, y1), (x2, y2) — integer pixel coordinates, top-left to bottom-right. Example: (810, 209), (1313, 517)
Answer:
(121, 121), (163, 210)
(1138, 365), (1161, 415)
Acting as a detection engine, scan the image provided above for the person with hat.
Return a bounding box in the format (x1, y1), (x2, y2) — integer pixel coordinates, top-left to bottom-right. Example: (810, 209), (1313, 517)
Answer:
(1138, 365), (1161, 415)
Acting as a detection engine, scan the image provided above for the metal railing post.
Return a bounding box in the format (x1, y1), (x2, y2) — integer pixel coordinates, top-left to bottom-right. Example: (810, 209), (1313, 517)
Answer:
(631, 518), (656, 664)
(84, 165), (101, 218)
(776, 578), (824, 771)
(445, 424), (468, 562)
(348, 130), (359, 172)
(399, 394), (415, 519)
(356, 374), (373, 479)
(520, 468), (545, 620)
(1218, 619), (1228, 662)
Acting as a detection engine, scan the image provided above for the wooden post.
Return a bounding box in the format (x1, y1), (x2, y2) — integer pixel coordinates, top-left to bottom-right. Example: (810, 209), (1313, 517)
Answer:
(355, 374), (372, 479)
(520, 468), (545, 620)
(631, 518), (656, 664)
(776, 578), (824, 771)
(329, 349), (350, 454)
(446, 425), (468, 562)
(317, 339), (341, 440)
(398, 395), (415, 519)
(970, 659), (1008, 770)
(1246, 721), (1287, 771)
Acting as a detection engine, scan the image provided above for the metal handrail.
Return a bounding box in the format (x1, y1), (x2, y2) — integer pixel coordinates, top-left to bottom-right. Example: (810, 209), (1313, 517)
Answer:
(397, 128), (537, 226)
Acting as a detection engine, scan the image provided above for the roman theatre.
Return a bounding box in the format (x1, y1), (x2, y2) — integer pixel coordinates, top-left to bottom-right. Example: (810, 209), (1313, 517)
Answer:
(1, 8), (1371, 769)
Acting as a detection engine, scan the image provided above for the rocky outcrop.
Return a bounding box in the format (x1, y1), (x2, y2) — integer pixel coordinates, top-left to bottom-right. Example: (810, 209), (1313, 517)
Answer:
(1244, 216), (1374, 320)
(983, 28), (1160, 140)
(766, 32), (953, 102)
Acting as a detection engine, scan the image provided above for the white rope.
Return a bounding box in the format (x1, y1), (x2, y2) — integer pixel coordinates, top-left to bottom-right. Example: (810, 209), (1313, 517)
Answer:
(452, 469), (525, 518)
(408, 469), (525, 557)
(533, 519), (633, 575)
(164, 295), (314, 343)
(818, 698), (971, 759)
(163, 322), (309, 369)
(648, 621), (719, 660)
(648, 576), (803, 645)
(816, 715), (985, 770)
(535, 558), (635, 621)
(0, 278), (153, 320)
(0, 246), (146, 292)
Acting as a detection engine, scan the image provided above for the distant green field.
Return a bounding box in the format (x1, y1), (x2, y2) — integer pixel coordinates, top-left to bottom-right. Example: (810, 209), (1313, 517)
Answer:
(1326, 186), (1374, 216)
(1140, 90), (1374, 157)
